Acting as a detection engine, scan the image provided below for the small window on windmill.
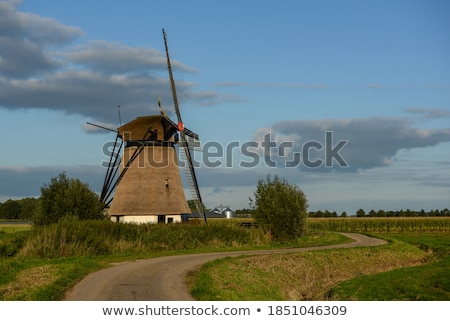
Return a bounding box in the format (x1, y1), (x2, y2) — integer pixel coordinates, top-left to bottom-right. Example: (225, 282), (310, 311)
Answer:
(149, 129), (158, 141)
(164, 179), (169, 188)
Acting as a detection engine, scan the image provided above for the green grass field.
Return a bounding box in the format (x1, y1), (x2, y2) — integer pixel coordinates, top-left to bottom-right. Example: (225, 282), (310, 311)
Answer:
(189, 217), (450, 300)
(0, 223), (31, 233)
(307, 217), (450, 233)
(328, 233), (450, 300)
(188, 234), (437, 300)
(0, 220), (348, 300)
(1, 218), (449, 300)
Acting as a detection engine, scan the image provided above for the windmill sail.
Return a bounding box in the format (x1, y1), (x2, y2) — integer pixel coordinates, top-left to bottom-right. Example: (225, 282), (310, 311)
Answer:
(162, 28), (207, 223)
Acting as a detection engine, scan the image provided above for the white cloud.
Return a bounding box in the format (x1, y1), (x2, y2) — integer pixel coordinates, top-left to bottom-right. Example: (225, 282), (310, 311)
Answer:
(260, 117), (450, 171)
(0, 1), (83, 78)
(404, 107), (450, 120)
(0, 3), (222, 124)
(64, 40), (197, 75)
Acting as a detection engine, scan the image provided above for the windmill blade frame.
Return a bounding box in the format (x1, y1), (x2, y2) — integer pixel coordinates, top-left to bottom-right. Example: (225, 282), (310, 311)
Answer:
(158, 99), (200, 141)
(162, 28), (207, 223)
(100, 133), (123, 206)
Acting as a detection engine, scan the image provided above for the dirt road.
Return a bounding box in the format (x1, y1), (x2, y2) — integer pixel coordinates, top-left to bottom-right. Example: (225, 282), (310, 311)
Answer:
(64, 233), (386, 301)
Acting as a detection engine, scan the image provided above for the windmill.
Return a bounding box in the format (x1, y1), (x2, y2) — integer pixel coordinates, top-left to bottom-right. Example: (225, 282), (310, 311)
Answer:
(94, 29), (207, 224)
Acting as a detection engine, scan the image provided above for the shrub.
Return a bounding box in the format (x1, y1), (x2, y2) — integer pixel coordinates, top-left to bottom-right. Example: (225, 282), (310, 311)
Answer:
(0, 231), (29, 257)
(33, 172), (103, 225)
(251, 175), (308, 242)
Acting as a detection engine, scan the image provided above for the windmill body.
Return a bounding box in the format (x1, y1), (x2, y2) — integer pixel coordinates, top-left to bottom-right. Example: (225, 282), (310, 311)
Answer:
(107, 115), (191, 223)
(97, 29), (207, 224)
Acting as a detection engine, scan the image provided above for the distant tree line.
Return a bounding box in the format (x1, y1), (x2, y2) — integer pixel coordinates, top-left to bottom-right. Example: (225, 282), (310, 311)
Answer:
(2, 171), (449, 222)
(0, 172), (103, 224)
(0, 198), (38, 221)
(309, 208), (450, 217)
(308, 210), (341, 218)
(3, 197), (449, 221)
(234, 208), (450, 219)
(235, 208), (253, 218)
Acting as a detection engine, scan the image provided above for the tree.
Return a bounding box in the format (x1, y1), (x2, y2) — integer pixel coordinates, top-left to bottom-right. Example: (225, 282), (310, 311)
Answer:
(17, 197), (38, 221)
(34, 172), (103, 225)
(250, 175), (308, 242)
(187, 199), (208, 213)
(0, 199), (21, 220)
(235, 208), (253, 218)
(356, 209), (366, 217)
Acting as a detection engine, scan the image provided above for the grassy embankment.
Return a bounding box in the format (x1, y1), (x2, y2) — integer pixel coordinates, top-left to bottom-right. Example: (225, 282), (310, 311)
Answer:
(188, 217), (450, 300)
(329, 233), (450, 300)
(0, 219), (347, 300)
(2, 218), (449, 301)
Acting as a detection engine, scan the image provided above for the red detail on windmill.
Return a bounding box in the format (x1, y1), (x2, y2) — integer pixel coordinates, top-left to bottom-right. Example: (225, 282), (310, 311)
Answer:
(177, 122), (184, 132)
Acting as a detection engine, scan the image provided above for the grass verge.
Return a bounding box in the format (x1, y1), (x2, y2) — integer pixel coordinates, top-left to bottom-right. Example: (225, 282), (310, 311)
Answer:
(0, 221), (350, 300)
(188, 236), (430, 300)
(328, 233), (450, 300)
(0, 257), (103, 300)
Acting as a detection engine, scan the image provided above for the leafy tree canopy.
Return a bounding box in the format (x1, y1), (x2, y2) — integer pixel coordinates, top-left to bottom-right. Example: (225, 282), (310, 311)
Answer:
(34, 172), (103, 225)
(0, 199), (21, 220)
(251, 175), (308, 242)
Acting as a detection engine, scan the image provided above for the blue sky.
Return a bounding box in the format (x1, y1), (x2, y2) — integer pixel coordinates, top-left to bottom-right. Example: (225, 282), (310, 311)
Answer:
(1, 0), (449, 213)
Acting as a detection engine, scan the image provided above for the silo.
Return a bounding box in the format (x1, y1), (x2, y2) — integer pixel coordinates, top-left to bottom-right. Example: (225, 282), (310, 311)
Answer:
(223, 207), (235, 219)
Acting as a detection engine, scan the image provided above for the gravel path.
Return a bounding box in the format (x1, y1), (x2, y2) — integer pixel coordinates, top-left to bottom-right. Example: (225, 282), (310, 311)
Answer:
(64, 233), (387, 301)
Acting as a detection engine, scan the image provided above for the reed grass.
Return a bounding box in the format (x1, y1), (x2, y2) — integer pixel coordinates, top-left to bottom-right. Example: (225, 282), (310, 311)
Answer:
(18, 218), (270, 258)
